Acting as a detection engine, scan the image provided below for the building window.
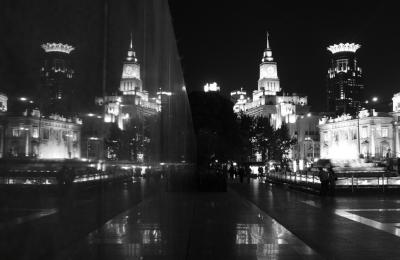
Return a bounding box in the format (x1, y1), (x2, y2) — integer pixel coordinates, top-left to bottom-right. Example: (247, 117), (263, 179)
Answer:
(12, 128), (21, 137)
(336, 59), (348, 71)
(32, 127), (39, 138)
(381, 127), (389, 138)
(361, 127), (368, 139)
(42, 128), (49, 140)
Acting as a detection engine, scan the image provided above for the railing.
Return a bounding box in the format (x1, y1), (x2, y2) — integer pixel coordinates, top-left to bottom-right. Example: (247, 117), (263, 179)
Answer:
(266, 170), (400, 192)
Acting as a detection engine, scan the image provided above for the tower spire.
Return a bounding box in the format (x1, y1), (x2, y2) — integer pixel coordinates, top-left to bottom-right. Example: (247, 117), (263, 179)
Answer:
(129, 32), (133, 49)
(262, 31), (273, 62)
(126, 32), (137, 63)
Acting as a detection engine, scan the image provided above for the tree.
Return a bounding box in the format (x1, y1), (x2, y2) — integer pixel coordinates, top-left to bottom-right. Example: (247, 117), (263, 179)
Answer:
(253, 116), (274, 162)
(189, 91), (243, 165)
(271, 123), (297, 165)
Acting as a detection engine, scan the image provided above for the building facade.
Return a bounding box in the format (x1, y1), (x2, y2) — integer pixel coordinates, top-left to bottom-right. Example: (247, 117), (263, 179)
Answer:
(101, 36), (160, 130)
(292, 114), (321, 166)
(326, 43), (364, 114)
(319, 111), (394, 160)
(40, 43), (76, 116)
(232, 33), (309, 130)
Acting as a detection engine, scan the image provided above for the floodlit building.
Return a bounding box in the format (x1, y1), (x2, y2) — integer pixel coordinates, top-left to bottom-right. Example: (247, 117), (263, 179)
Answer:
(326, 43), (364, 114)
(0, 95), (81, 159)
(319, 110), (394, 160)
(232, 33), (309, 129)
(101, 35), (161, 130)
(292, 113), (321, 167)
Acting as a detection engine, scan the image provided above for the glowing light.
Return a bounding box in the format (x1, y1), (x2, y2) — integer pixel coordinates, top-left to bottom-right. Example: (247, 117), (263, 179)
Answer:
(87, 113), (95, 117)
(204, 82), (220, 92)
(41, 43), (75, 54)
(327, 43), (361, 54)
(307, 113), (311, 117)
(372, 97), (378, 102)
(19, 97), (27, 101)
(156, 91), (172, 96)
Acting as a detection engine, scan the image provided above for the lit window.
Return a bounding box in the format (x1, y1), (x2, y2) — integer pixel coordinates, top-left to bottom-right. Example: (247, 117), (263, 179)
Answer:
(12, 128), (21, 137)
(32, 127), (39, 138)
(381, 127), (389, 137)
(336, 59), (348, 71)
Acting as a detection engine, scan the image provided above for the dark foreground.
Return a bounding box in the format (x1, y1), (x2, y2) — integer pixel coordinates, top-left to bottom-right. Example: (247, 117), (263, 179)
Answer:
(1, 177), (400, 259)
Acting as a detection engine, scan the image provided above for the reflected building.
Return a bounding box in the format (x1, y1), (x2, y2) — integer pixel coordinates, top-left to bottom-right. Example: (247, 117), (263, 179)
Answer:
(232, 33), (309, 130)
(101, 36), (160, 131)
(326, 43), (364, 114)
(0, 95), (81, 159)
(96, 0), (196, 164)
(40, 43), (76, 116)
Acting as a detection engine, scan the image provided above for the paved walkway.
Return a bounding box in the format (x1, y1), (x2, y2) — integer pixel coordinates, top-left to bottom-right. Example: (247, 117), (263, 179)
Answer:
(231, 179), (400, 260)
(59, 187), (321, 259)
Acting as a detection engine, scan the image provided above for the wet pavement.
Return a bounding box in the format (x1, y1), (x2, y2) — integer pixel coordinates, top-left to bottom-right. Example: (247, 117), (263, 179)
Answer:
(1, 177), (400, 259)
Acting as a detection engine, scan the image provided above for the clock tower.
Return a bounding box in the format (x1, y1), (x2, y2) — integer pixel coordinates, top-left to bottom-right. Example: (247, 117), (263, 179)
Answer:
(120, 34), (142, 95)
(258, 32), (280, 95)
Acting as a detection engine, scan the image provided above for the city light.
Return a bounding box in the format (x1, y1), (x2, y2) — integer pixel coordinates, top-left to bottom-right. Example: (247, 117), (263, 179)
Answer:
(204, 82), (220, 92)
(327, 43), (361, 54)
(41, 43), (75, 54)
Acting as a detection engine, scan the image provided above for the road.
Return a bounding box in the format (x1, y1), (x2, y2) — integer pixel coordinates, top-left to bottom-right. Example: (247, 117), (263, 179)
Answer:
(1, 177), (400, 259)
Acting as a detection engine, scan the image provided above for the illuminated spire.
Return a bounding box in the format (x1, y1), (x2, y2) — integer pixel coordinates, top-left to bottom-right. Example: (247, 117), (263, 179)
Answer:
(126, 33), (138, 63)
(262, 32), (273, 62)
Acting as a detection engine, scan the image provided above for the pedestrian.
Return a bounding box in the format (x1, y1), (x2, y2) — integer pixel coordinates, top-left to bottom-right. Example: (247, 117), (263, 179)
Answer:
(238, 166), (244, 183)
(328, 166), (337, 196)
(318, 167), (329, 196)
(245, 165), (251, 183)
(258, 166), (264, 179)
(229, 164), (235, 179)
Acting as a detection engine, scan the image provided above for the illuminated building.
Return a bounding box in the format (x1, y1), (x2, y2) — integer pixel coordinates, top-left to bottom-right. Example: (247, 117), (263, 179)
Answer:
(101, 35), (161, 130)
(230, 88), (248, 114)
(319, 111), (394, 160)
(327, 43), (364, 114)
(0, 93), (8, 112)
(292, 114), (321, 166)
(204, 82), (220, 93)
(233, 33), (309, 129)
(0, 93), (81, 159)
(40, 42), (76, 116)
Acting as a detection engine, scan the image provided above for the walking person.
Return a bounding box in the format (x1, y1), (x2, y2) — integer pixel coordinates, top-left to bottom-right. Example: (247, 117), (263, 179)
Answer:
(238, 166), (244, 183)
(258, 166), (264, 180)
(318, 167), (329, 196)
(328, 166), (337, 196)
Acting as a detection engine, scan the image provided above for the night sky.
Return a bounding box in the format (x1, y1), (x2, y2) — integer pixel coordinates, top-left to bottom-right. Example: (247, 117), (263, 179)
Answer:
(168, 1), (400, 111)
(1, 1), (400, 112)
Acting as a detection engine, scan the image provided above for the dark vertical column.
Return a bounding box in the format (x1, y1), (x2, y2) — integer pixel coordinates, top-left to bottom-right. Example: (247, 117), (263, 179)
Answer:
(102, 0), (108, 97)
